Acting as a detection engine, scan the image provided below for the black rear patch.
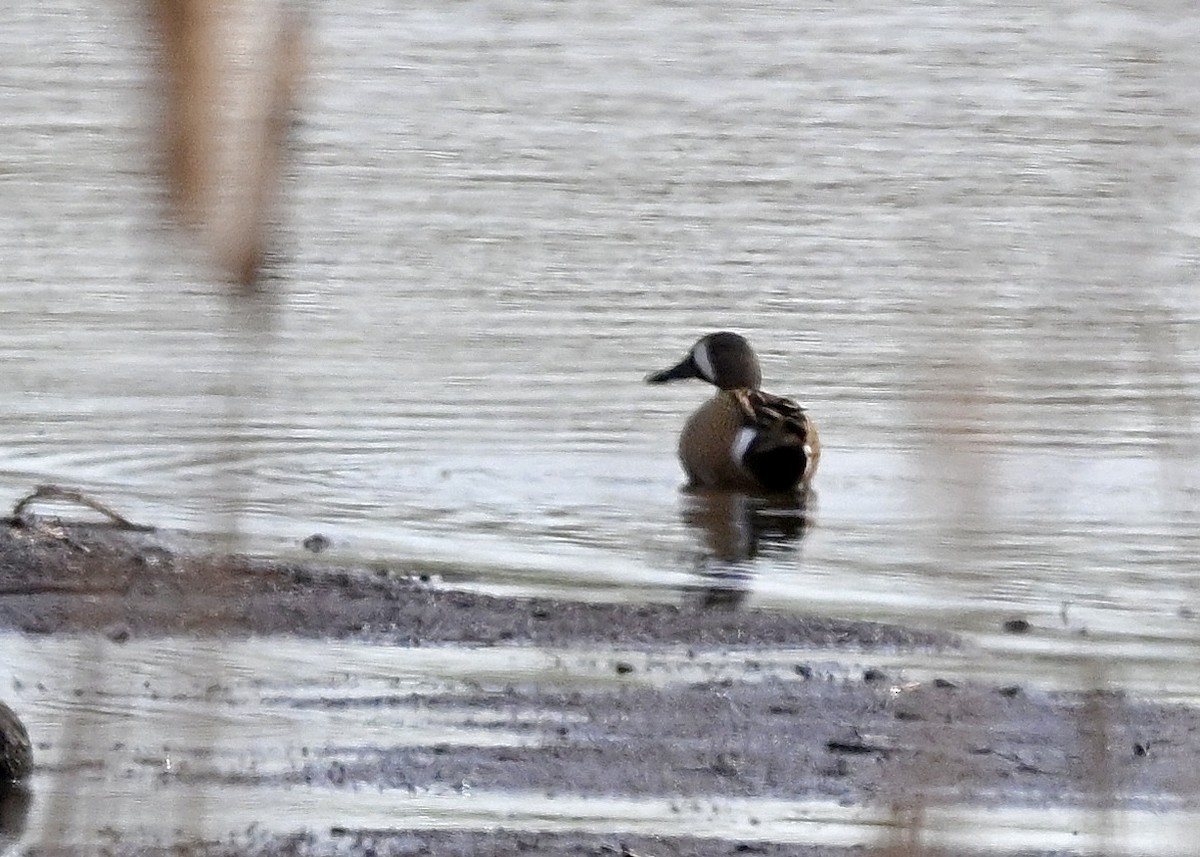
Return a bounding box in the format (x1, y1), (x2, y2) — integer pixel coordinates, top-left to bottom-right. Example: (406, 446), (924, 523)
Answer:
(744, 442), (805, 493)
(730, 389), (812, 492)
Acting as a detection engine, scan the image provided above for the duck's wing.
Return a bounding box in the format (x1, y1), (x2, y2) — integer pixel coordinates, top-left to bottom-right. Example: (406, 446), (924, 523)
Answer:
(732, 390), (809, 434)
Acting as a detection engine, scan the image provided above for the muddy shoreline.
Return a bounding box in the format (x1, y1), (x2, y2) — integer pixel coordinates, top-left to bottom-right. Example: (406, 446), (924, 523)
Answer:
(4, 516), (1200, 856)
(0, 515), (950, 650)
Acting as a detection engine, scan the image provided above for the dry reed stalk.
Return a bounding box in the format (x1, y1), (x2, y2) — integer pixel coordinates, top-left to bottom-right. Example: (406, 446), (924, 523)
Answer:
(147, 0), (220, 228)
(43, 1), (308, 841)
(147, 0), (306, 289)
(217, 8), (306, 290)
(1078, 674), (1118, 854)
(874, 798), (927, 857)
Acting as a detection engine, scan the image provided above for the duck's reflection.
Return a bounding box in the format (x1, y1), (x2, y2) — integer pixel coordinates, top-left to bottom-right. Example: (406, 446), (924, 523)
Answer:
(680, 488), (814, 609)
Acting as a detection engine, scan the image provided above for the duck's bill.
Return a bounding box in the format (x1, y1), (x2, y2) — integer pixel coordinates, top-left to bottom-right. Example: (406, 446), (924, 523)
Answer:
(645, 355), (700, 384)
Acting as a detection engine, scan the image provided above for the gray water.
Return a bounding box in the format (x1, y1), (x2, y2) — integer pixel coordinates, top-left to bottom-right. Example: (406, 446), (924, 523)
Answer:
(3, 0), (1200, 847)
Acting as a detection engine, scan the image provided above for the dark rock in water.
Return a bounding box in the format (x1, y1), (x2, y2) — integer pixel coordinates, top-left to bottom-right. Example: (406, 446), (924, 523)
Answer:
(302, 533), (331, 554)
(0, 702), (32, 783)
(104, 622), (133, 644)
(0, 784), (30, 839)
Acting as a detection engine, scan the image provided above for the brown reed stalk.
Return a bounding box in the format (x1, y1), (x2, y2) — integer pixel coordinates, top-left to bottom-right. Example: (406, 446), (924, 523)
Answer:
(147, 0), (306, 289)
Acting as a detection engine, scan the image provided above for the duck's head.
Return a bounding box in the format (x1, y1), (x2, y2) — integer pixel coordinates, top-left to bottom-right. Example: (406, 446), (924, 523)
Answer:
(645, 331), (762, 391)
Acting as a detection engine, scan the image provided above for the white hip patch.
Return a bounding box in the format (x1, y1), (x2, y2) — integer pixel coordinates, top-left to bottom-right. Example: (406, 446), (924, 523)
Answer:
(732, 426), (757, 467)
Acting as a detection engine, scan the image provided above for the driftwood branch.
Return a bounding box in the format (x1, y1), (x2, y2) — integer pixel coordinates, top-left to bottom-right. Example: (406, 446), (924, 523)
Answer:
(9, 485), (154, 532)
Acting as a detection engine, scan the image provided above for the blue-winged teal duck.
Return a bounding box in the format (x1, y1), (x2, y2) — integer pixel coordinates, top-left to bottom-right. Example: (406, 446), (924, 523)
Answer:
(646, 331), (820, 493)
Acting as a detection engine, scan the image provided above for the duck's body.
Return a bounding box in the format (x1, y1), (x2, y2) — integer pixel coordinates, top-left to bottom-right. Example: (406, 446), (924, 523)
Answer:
(647, 332), (819, 493)
(678, 388), (820, 492)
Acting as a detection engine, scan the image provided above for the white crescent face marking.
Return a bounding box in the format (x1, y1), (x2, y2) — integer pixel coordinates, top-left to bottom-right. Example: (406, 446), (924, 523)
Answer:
(732, 426), (757, 467)
(692, 342), (716, 383)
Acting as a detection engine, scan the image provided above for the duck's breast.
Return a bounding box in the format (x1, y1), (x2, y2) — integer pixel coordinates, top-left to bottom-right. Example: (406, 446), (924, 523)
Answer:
(677, 393), (760, 490)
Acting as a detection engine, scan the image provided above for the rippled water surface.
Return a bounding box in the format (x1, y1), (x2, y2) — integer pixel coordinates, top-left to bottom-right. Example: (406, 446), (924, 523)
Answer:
(3, 0), (1200, 847)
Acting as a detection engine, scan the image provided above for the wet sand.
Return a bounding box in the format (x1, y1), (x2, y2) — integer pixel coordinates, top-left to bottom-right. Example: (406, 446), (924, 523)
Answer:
(4, 515), (1200, 856)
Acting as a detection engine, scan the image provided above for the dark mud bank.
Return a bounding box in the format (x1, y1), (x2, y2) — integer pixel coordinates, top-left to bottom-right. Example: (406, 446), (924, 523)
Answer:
(0, 516), (950, 650)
